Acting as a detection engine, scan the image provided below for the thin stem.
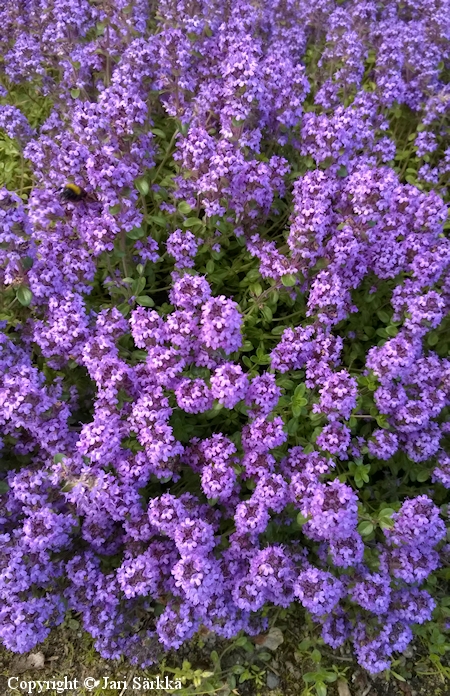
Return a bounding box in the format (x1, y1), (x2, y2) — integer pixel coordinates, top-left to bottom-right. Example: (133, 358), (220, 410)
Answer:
(7, 297), (18, 310)
(105, 23), (111, 87)
(243, 284), (280, 317)
(272, 309), (304, 322)
(120, 230), (130, 279)
(152, 128), (179, 182)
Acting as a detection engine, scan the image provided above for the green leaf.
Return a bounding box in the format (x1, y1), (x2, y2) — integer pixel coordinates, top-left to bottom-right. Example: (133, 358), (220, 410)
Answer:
(376, 329), (389, 338)
(323, 673), (337, 683)
(311, 649), (322, 663)
(416, 470), (430, 483)
(294, 383), (306, 397)
(210, 650), (220, 667)
(295, 397), (308, 407)
(16, 286), (32, 306)
(235, 636), (248, 648)
(376, 415), (389, 429)
(136, 295), (154, 307)
(21, 255), (34, 270)
(427, 332), (439, 346)
(177, 201), (192, 215)
(261, 306), (273, 322)
(206, 260), (215, 274)
(132, 277), (146, 295)
(135, 177), (149, 196)
(378, 507), (395, 518)
(53, 453), (66, 464)
(147, 214), (167, 227)
(296, 512), (308, 526)
(379, 517), (394, 530)
(183, 217), (203, 228)
(109, 204), (121, 215)
(390, 671), (406, 682)
(150, 128), (167, 138)
(281, 274), (297, 287)
(316, 683), (327, 696)
(358, 521), (374, 536)
(302, 672), (319, 683)
(227, 675), (236, 690)
(377, 310), (390, 323)
(127, 226), (145, 239)
(132, 350), (148, 361)
(258, 651), (272, 661)
(272, 325), (286, 335)
(292, 403), (303, 418)
(386, 325), (398, 337)
(70, 88), (80, 99)
(337, 165), (348, 178)
(250, 282), (263, 297)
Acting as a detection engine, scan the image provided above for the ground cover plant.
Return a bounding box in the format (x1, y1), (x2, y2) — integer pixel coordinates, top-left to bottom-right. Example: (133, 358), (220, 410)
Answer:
(0, 0), (450, 684)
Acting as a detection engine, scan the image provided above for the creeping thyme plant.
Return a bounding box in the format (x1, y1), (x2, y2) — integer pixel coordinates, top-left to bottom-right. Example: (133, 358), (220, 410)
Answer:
(0, 0), (450, 677)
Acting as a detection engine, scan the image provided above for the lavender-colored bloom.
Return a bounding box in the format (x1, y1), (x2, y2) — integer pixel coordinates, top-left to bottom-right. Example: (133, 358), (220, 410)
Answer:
(387, 546), (440, 583)
(201, 463), (236, 502)
(315, 370), (357, 421)
(174, 518), (216, 556)
(116, 550), (160, 599)
(167, 228), (201, 268)
(200, 296), (243, 354)
(234, 498), (270, 536)
(368, 430), (399, 460)
(130, 307), (166, 349)
(156, 603), (198, 650)
(21, 509), (76, 552)
(241, 416), (287, 454)
(352, 623), (393, 674)
(321, 612), (351, 649)
(175, 378), (213, 413)
(245, 373), (281, 417)
(1, 0), (449, 669)
(147, 494), (186, 535)
(0, 594), (65, 653)
(329, 532), (364, 568)
(169, 274), (211, 309)
(210, 363), (248, 409)
(254, 474), (289, 513)
(350, 572), (391, 615)
(390, 588), (436, 625)
(301, 480), (358, 542)
(294, 567), (345, 616)
(385, 495), (446, 548)
(316, 422), (351, 459)
(242, 451), (276, 479)
(172, 555), (223, 606)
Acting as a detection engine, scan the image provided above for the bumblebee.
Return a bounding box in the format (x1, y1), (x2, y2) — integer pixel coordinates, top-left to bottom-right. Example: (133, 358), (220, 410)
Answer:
(56, 183), (87, 202)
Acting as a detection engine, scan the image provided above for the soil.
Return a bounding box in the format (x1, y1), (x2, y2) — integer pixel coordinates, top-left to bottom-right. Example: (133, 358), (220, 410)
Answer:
(0, 621), (448, 696)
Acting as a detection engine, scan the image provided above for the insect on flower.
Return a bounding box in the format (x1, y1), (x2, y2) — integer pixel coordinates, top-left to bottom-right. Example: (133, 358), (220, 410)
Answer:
(55, 183), (96, 202)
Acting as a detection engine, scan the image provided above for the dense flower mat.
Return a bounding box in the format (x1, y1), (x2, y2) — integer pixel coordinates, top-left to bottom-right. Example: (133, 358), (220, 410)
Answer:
(0, 0), (450, 676)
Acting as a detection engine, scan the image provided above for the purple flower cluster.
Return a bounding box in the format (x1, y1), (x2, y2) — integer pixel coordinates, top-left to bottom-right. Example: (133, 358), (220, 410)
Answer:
(0, 0), (449, 677)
